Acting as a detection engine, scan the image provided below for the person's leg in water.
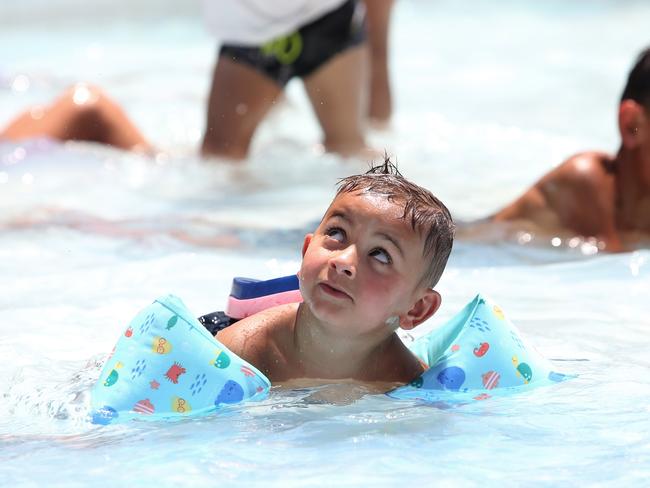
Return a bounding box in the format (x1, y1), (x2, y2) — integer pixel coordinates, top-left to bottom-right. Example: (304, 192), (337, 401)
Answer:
(201, 1), (372, 160)
(200, 56), (283, 160)
(364, 0), (394, 127)
(1, 83), (151, 152)
(303, 43), (370, 157)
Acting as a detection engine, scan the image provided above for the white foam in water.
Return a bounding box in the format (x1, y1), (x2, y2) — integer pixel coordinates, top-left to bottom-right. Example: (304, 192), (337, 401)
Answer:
(1, 0), (650, 485)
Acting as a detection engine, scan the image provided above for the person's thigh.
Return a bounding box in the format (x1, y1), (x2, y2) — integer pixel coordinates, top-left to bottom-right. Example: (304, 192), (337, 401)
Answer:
(201, 55), (283, 160)
(303, 44), (369, 156)
(364, 0), (394, 124)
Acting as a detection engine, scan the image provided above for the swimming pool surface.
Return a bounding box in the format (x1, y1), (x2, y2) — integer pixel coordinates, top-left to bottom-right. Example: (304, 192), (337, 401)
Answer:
(2, 0), (650, 485)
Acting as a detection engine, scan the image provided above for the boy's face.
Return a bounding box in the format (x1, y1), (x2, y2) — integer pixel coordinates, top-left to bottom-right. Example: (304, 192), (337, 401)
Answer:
(299, 191), (438, 335)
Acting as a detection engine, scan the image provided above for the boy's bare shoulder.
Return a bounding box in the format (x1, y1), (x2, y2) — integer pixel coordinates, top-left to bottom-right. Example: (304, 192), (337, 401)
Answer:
(216, 303), (298, 371)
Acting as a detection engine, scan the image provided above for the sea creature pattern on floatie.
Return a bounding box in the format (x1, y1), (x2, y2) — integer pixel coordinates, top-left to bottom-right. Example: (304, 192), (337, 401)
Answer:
(90, 295), (270, 424)
(389, 294), (570, 402)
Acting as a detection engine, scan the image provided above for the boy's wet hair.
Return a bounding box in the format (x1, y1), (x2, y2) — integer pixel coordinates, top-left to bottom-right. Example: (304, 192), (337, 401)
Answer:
(621, 47), (650, 110)
(336, 155), (455, 288)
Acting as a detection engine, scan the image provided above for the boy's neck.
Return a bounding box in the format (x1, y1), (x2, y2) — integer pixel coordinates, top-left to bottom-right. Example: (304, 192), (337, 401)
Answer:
(292, 303), (401, 381)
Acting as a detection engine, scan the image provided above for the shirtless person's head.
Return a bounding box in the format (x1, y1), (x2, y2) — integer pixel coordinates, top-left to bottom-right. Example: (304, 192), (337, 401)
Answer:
(492, 47), (650, 252)
(619, 48), (650, 155)
(217, 157), (455, 389)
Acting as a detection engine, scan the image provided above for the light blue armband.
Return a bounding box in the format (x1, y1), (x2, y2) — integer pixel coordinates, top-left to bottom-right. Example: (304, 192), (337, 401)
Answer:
(388, 294), (570, 402)
(90, 295), (270, 424)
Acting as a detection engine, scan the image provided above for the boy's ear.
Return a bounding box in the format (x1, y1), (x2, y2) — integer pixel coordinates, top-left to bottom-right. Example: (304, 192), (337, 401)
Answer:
(619, 99), (647, 148)
(301, 233), (313, 258)
(399, 289), (441, 330)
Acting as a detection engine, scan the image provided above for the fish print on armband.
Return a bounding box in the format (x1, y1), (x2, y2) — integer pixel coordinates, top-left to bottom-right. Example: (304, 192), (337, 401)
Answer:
(166, 315), (178, 331)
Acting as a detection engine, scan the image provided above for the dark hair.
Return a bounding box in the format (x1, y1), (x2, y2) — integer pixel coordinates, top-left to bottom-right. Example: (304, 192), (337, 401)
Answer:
(621, 47), (650, 110)
(335, 155), (455, 288)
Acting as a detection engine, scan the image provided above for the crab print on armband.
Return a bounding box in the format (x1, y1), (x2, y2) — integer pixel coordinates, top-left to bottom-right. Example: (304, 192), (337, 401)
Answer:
(165, 362), (186, 384)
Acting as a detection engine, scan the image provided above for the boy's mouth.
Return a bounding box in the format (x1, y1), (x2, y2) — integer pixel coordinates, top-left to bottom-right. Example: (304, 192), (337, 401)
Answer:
(318, 282), (353, 301)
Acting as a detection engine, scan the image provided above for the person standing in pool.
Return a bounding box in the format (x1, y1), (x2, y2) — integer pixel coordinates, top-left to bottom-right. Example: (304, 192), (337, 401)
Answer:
(200, 0), (375, 160)
(216, 158), (455, 388)
(1, 83), (151, 152)
(491, 47), (650, 252)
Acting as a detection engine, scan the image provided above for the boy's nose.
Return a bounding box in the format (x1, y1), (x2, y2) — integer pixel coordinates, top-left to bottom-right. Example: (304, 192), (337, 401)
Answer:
(329, 246), (357, 278)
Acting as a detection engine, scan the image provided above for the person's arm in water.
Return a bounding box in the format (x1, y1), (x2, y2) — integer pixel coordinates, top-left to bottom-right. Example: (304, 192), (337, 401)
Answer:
(1, 83), (151, 152)
(492, 152), (621, 250)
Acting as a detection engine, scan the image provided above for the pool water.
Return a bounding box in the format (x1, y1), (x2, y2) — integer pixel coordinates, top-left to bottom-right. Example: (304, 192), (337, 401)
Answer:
(2, 0), (650, 485)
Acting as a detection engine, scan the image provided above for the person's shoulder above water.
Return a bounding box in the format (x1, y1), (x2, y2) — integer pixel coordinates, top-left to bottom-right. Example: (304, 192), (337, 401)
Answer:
(488, 46), (650, 252)
(216, 302), (299, 381)
(492, 151), (618, 242)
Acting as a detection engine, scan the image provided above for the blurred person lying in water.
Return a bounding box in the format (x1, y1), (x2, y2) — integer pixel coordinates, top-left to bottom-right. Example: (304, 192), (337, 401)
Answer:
(487, 47), (650, 252)
(216, 158), (454, 390)
(0, 83), (152, 153)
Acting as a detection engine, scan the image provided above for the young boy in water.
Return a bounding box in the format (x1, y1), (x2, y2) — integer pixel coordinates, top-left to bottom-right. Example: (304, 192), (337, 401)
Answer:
(216, 158), (455, 389)
(491, 47), (650, 252)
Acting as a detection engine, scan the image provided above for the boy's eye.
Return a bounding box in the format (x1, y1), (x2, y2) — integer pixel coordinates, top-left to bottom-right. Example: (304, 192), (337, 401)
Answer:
(370, 248), (392, 265)
(325, 227), (346, 242)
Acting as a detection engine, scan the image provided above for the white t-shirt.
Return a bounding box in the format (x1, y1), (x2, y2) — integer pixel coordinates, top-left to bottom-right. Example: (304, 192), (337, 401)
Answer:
(202, 0), (348, 45)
